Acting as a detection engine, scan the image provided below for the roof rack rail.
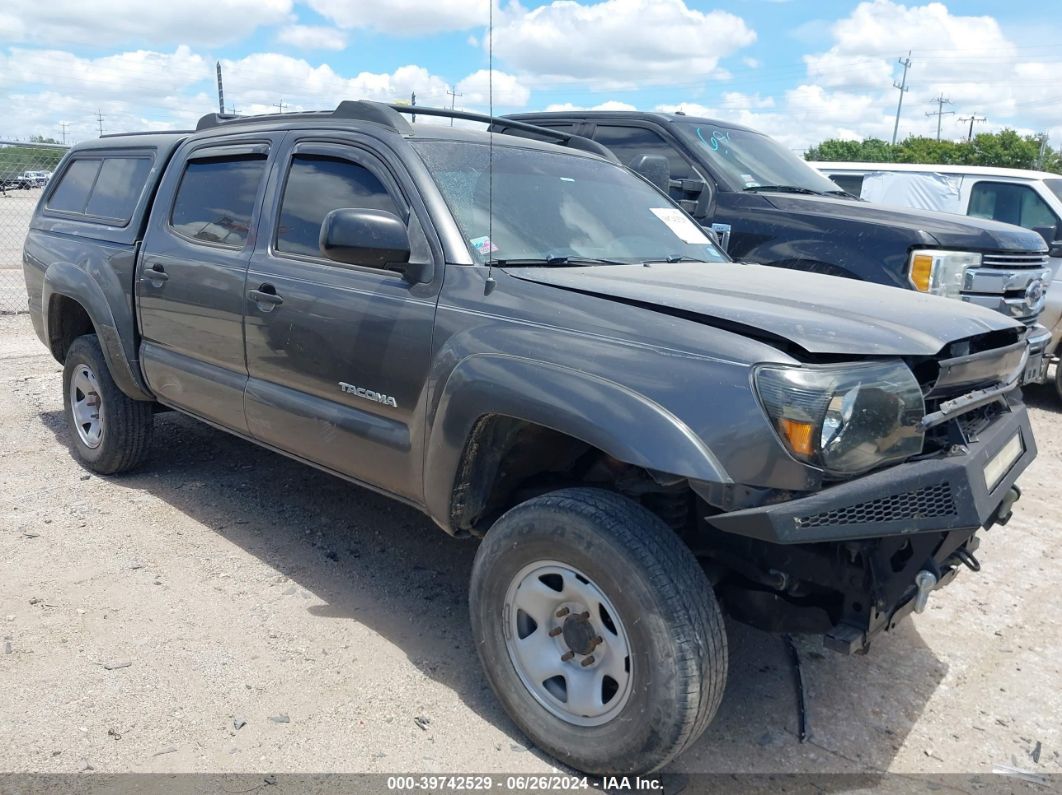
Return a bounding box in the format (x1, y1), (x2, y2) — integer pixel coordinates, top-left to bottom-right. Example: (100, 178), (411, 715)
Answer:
(386, 104), (618, 162)
(99, 129), (193, 139)
(192, 100), (618, 162)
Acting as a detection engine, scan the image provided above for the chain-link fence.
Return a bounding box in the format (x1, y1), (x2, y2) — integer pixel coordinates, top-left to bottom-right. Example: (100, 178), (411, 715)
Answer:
(1, 140), (69, 313)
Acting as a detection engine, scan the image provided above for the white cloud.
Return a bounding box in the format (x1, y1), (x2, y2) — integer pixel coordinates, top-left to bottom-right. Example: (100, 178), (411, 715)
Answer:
(220, 54), (455, 112)
(306, 0), (487, 35)
(276, 25), (347, 51)
(455, 70), (531, 108)
(492, 0), (756, 89)
(543, 101), (637, 112)
(0, 0), (291, 46)
(0, 47), (208, 99)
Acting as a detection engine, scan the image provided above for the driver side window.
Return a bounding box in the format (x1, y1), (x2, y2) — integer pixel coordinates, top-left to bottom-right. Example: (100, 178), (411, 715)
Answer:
(276, 154), (400, 257)
(968, 181), (1059, 233)
(591, 125), (695, 198)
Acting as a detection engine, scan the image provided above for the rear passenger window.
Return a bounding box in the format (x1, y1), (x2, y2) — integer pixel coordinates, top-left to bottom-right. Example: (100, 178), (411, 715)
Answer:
(275, 155), (400, 257)
(46, 156), (153, 223)
(47, 159), (101, 213)
(85, 158), (152, 220)
(170, 155), (267, 247)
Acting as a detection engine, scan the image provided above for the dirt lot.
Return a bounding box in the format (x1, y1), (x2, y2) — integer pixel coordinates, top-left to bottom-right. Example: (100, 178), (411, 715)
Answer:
(1, 312), (1060, 778)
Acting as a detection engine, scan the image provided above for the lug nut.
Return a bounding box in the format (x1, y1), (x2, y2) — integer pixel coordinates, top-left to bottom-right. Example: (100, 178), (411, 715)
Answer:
(579, 611), (590, 620)
(580, 655), (595, 667)
(591, 636), (603, 648)
(548, 627), (562, 637)
(561, 650), (575, 662)
(555, 607), (569, 618)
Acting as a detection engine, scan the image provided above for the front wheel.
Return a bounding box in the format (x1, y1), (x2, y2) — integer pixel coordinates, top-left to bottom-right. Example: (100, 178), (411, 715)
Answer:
(1055, 358), (1062, 403)
(469, 488), (727, 775)
(62, 334), (153, 474)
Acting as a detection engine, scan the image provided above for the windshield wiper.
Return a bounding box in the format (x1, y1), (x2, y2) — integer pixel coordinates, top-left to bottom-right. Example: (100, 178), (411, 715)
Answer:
(663, 255), (709, 263)
(489, 256), (628, 267)
(743, 185), (824, 195)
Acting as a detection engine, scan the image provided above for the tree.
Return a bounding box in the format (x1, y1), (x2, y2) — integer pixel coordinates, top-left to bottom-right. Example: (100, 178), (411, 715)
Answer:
(806, 129), (1061, 174)
(29, 135), (61, 145)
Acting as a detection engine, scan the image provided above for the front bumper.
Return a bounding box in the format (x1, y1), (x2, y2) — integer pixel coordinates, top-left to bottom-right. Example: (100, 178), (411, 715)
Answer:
(1023, 324), (1052, 384)
(706, 404), (1035, 544)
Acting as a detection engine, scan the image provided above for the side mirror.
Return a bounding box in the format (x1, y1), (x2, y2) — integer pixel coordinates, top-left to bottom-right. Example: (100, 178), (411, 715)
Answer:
(1049, 242), (1062, 259)
(629, 154), (671, 195)
(319, 208), (429, 283)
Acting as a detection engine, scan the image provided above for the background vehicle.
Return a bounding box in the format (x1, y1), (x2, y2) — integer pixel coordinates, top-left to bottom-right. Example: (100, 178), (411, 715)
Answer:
(22, 101), (1037, 775)
(21, 170), (51, 187)
(506, 111), (1053, 384)
(813, 162), (1062, 392)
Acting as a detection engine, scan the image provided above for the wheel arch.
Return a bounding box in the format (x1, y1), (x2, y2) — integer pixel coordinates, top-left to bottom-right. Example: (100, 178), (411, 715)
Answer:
(42, 262), (153, 401)
(423, 354), (730, 535)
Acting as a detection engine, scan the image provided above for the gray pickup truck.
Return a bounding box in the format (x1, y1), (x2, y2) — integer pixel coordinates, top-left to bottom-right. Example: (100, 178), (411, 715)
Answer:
(22, 101), (1037, 775)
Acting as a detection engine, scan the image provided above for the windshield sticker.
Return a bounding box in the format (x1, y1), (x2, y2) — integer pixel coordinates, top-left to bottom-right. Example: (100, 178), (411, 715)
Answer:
(650, 208), (711, 245)
(695, 126), (731, 152)
(470, 236), (499, 256)
(741, 174), (761, 188)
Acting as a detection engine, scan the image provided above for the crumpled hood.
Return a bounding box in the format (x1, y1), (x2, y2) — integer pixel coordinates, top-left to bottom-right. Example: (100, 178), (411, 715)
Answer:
(764, 193), (1047, 253)
(506, 261), (1024, 356)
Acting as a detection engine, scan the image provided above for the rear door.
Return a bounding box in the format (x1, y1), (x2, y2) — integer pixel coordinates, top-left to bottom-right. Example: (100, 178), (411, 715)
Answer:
(243, 133), (440, 500)
(137, 134), (282, 432)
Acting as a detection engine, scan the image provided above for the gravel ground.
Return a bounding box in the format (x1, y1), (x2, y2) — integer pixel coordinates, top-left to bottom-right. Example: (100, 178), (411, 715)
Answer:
(1, 312), (1060, 777)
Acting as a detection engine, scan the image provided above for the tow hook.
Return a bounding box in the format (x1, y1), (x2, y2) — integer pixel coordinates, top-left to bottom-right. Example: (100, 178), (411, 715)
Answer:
(913, 570), (938, 614)
(995, 485), (1021, 526)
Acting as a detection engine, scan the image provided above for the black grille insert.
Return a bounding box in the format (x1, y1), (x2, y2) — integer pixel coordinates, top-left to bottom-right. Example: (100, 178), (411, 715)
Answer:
(796, 482), (956, 529)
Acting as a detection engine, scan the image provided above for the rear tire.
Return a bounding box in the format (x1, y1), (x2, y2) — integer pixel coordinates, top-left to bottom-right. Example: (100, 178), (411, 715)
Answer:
(469, 487), (727, 775)
(62, 334), (153, 474)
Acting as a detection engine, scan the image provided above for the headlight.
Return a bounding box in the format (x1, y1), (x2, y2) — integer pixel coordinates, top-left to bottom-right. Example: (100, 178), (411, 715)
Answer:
(908, 249), (980, 299)
(754, 361), (925, 476)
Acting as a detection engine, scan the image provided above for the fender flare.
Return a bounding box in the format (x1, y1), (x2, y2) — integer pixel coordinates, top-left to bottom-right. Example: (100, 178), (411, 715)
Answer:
(42, 262), (153, 400)
(422, 354), (730, 532)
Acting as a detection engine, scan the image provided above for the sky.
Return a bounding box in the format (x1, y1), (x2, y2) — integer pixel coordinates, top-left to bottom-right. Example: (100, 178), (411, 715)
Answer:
(1, 0), (1060, 153)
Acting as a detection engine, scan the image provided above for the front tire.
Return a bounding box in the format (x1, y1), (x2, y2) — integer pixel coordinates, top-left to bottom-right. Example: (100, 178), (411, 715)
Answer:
(469, 488), (727, 775)
(62, 334), (153, 474)
(1054, 358), (1062, 403)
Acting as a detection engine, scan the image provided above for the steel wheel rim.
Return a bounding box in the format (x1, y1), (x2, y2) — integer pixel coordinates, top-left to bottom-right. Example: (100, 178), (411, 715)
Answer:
(503, 560), (633, 727)
(70, 364), (104, 449)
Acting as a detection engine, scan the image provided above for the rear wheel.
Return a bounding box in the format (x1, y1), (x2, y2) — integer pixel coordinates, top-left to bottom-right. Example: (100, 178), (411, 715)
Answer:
(469, 487), (727, 775)
(62, 334), (153, 474)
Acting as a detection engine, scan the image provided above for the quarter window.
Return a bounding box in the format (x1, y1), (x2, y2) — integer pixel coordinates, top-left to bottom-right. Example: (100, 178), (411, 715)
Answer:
(276, 155), (400, 257)
(47, 156), (153, 222)
(47, 159), (101, 214)
(968, 181), (1059, 231)
(170, 155), (267, 247)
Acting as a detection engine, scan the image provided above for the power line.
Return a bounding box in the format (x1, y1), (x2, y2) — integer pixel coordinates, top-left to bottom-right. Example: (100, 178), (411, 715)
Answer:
(446, 87), (463, 126)
(892, 51), (912, 145)
(925, 93), (954, 140)
(958, 114), (986, 141)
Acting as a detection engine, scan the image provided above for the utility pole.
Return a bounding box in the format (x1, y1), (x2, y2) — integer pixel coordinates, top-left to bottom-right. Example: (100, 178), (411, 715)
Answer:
(892, 51), (912, 146)
(95, 109), (105, 137)
(58, 122), (70, 145)
(216, 61), (225, 115)
(411, 91), (416, 124)
(925, 94), (954, 141)
(446, 87), (462, 126)
(958, 114), (985, 142)
(273, 100), (287, 114)
(1037, 133), (1049, 169)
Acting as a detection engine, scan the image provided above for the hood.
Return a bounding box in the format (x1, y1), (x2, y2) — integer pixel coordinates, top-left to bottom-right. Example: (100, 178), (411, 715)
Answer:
(506, 261), (1023, 357)
(762, 193), (1047, 253)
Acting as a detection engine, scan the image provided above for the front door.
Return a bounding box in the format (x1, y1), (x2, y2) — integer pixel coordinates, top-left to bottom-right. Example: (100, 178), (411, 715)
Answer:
(137, 136), (281, 432)
(243, 136), (439, 500)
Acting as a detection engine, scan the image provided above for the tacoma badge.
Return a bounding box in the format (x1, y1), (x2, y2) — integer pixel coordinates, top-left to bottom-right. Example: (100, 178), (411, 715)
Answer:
(339, 382), (398, 408)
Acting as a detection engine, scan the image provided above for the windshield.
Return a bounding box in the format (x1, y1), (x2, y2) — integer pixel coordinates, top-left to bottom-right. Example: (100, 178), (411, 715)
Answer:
(672, 122), (843, 195)
(412, 140), (729, 265)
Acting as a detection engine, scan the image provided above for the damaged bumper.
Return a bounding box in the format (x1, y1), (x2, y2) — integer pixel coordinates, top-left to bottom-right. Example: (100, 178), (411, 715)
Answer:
(704, 405), (1035, 545)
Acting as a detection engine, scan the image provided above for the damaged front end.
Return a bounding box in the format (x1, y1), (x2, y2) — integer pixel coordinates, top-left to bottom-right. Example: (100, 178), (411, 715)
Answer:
(692, 329), (1036, 654)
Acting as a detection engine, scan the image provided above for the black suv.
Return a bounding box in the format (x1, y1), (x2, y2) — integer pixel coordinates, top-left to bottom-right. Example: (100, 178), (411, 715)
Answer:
(508, 110), (1054, 385)
(22, 101), (1036, 774)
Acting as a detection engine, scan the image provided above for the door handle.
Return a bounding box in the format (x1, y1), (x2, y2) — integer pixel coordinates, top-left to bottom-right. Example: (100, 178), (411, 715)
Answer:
(248, 284), (283, 311)
(144, 263), (168, 284)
